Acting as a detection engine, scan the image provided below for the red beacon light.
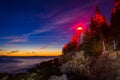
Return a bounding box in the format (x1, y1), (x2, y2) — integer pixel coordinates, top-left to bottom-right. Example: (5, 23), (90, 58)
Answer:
(77, 26), (83, 31)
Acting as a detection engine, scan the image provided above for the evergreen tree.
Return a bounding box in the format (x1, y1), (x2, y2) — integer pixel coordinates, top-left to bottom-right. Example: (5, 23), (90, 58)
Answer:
(81, 29), (94, 56)
(62, 35), (77, 55)
(90, 6), (109, 40)
(110, 0), (120, 49)
(82, 6), (110, 56)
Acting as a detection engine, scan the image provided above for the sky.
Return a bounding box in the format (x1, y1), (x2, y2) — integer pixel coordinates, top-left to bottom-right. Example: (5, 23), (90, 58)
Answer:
(0, 0), (114, 56)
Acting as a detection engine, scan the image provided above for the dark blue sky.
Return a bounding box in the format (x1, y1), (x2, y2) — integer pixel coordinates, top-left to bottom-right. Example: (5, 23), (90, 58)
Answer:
(0, 0), (114, 53)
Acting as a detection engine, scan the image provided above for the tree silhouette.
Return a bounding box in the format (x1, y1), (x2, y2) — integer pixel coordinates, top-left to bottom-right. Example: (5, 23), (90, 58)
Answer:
(110, 0), (120, 50)
(82, 6), (110, 56)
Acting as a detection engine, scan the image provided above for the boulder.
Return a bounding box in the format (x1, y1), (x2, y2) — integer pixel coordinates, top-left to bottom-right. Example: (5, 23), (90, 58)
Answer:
(48, 74), (67, 80)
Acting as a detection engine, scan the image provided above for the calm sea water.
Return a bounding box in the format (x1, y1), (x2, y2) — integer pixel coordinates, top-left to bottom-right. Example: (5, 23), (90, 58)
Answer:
(0, 56), (55, 73)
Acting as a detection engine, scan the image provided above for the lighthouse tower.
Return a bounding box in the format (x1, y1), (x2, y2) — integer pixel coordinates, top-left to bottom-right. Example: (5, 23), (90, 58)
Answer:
(70, 26), (83, 45)
(76, 26), (83, 45)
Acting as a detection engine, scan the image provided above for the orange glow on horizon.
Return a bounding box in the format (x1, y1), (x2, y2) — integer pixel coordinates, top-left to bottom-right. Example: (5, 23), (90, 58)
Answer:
(0, 49), (62, 56)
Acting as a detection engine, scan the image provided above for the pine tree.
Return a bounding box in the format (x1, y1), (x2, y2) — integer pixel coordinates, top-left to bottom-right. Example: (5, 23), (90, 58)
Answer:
(110, 0), (120, 49)
(90, 6), (110, 40)
(62, 35), (77, 55)
(82, 6), (110, 56)
(81, 29), (94, 56)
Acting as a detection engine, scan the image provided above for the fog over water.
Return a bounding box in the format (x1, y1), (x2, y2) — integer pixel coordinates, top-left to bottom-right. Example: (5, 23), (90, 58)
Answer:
(0, 57), (55, 73)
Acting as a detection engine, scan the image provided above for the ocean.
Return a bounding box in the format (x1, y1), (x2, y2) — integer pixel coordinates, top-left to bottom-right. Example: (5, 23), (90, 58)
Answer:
(0, 56), (55, 73)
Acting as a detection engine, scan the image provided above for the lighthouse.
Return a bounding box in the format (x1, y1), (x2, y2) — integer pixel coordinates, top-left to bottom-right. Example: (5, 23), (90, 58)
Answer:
(76, 26), (83, 45)
(76, 26), (83, 46)
(70, 26), (84, 46)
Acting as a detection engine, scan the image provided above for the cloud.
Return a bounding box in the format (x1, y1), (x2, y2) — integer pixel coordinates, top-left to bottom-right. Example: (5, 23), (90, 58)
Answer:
(0, 49), (19, 55)
(11, 50), (19, 53)
(0, 48), (61, 56)
(0, 1), (97, 44)
(5, 50), (19, 55)
(50, 42), (59, 45)
(0, 49), (5, 51)
(0, 50), (38, 56)
(2, 36), (28, 43)
(37, 10), (60, 19)
(25, 1), (97, 37)
(10, 39), (28, 42)
(39, 46), (48, 49)
(4, 43), (16, 46)
(22, 12), (84, 40)
(26, 51), (38, 56)
(2, 36), (26, 39)
(39, 42), (60, 50)
(23, 26), (55, 37)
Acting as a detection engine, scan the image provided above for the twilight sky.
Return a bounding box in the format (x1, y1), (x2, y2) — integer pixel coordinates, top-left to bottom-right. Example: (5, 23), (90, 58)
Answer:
(0, 0), (114, 56)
